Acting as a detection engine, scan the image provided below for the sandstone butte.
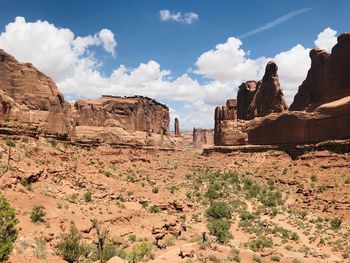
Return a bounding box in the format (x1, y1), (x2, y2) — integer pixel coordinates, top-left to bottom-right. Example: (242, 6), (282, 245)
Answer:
(0, 48), (182, 148)
(214, 32), (350, 147)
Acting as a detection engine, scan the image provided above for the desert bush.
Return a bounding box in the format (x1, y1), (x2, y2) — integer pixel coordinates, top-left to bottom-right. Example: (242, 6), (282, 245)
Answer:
(206, 201), (231, 220)
(207, 218), (232, 244)
(84, 191), (92, 202)
(30, 205), (46, 223)
(57, 222), (86, 263)
(330, 217), (342, 230)
(152, 186), (159, 193)
(129, 241), (153, 262)
(148, 205), (161, 213)
(247, 236), (273, 252)
(0, 194), (19, 262)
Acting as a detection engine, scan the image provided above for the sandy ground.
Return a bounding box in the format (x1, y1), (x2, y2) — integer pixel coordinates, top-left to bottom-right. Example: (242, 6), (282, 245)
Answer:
(0, 136), (349, 263)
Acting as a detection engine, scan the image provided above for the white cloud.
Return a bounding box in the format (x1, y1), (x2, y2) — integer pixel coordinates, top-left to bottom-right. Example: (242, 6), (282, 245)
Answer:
(314, 27), (337, 53)
(195, 37), (311, 104)
(160, 9), (199, 24)
(0, 17), (339, 129)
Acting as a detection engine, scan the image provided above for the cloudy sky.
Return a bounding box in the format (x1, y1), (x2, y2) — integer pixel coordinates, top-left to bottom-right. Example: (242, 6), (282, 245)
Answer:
(0, 0), (349, 130)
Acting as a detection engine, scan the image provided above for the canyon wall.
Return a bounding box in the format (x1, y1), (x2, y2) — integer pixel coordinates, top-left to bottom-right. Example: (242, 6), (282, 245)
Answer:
(0, 49), (177, 148)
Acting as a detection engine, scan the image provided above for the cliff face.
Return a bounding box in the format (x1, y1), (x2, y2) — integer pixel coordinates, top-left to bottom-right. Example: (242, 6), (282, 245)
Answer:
(72, 96), (169, 135)
(0, 49), (73, 135)
(248, 33), (350, 145)
(290, 33), (350, 111)
(0, 49), (176, 147)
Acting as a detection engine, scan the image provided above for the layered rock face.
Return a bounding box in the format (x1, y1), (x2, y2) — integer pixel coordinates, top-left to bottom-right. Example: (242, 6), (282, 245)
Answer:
(248, 33), (350, 145)
(290, 33), (350, 111)
(72, 96), (169, 135)
(248, 61), (288, 118)
(237, 81), (257, 120)
(0, 49), (73, 135)
(214, 99), (247, 145)
(193, 128), (214, 148)
(0, 49), (178, 148)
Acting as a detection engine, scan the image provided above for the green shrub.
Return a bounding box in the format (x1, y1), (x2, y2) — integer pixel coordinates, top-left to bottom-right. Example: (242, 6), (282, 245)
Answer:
(247, 236), (273, 252)
(128, 234), (137, 243)
(0, 194), (19, 262)
(5, 139), (15, 147)
(207, 219), (232, 244)
(30, 205), (46, 223)
(47, 139), (58, 147)
(83, 191), (92, 202)
(148, 205), (161, 213)
(152, 186), (159, 193)
(57, 222), (86, 263)
(129, 241), (153, 262)
(205, 183), (222, 200)
(330, 217), (342, 230)
(206, 201), (231, 220)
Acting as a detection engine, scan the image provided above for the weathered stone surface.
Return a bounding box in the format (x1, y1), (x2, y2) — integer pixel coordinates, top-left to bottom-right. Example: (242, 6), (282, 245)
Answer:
(0, 49), (73, 134)
(72, 95), (169, 134)
(248, 61), (288, 118)
(248, 96), (350, 145)
(174, 117), (181, 137)
(290, 33), (350, 111)
(214, 99), (238, 145)
(193, 128), (214, 148)
(237, 80), (258, 120)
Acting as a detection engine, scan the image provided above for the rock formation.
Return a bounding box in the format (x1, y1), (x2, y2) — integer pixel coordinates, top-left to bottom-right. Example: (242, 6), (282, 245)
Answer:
(0, 49), (180, 148)
(248, 33), (350, 145)
(0, 49), (73, 135)
(248, 61), (288, 118)
(214, 99), (247, 146)
(237, 81), (258, 120)
(174, 117), (181, 137)
(290, 33), (350, 111)
(214, 99), (237, 145)
(72, 95), (169, 135)
(193, 128), (214, 148)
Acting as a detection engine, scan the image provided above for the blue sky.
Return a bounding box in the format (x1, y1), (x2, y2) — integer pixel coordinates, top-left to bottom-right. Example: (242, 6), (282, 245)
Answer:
(0, 0), (349, 129)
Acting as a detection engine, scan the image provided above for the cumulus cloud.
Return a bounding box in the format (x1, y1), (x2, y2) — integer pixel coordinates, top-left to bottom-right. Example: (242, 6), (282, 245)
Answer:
(195, 37), (311, 103)
(0, 17), (339, 129)
(160, 9), (199, 24)
(314, 27), (337, 52)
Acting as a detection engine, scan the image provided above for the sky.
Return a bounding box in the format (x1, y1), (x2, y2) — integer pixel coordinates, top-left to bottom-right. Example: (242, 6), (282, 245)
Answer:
(0, 0), (349, 130)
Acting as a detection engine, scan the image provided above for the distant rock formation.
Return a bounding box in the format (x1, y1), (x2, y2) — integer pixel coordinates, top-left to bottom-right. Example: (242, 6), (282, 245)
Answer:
(72, 96), (169, 135)
(0, 49), (73, 135)
(193, 128), (214, 148)
(290, 33), (350, 111)
(0, 49), (180, 148)
(237, 81), (258, 120)
(174, 118), (181, 137)
(248, 61), (288, 118)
